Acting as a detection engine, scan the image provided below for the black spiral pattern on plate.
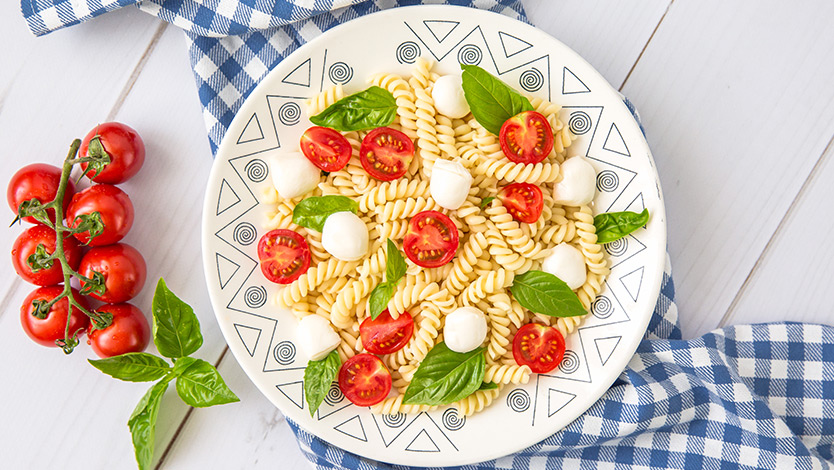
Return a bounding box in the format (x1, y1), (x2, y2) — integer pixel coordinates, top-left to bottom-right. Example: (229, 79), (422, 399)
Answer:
(605, 238), (628, 256)
(559, 350), (580, 374)
(278, 102), (301, 126)
(507, 389), (530, 413)
(442, 408), (465, 431)
(457, 44), (482, 66)
(596, 170), (619, 192)
(324, 382), (344, 406)
(568, 111), (592, 135)
(328, 62), (353, 84)
(244, 159), (269, 183)
(244, 285), (267, 308)
(592, 295), (614, 319)
(273, 341), (296, 365)
(233, 222), (257, 246)
(382, 413), (406, 428)
(519, 68), (544, 92)
(396, 41), (420, 64)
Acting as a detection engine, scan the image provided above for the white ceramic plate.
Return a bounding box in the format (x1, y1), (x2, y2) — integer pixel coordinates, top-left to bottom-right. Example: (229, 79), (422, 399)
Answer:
(202, 5), (666, 466)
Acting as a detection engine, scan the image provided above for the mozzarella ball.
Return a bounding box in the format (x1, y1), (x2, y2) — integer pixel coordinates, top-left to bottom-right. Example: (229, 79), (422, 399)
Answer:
(269, 151), (320, 199)
(432, 74), (470, 119)
(296, 315), (341, 361)
(553, 157), (596, 206)
(430, 159), (473, 210)
(541, 243), (587, 290)
(321, 211), (369, 261)
(444, 307), (487, 353)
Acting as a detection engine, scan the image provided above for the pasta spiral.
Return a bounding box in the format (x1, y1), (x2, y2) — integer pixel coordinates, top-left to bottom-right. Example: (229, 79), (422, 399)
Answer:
(306, 84), (344, 116)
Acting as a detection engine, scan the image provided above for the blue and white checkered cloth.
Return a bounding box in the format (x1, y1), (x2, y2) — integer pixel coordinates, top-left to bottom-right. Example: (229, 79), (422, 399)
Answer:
(21, 1), (834, 468)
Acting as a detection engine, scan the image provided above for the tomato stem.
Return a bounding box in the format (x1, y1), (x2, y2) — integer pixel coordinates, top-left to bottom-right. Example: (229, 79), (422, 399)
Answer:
(39, 139), (112, 354)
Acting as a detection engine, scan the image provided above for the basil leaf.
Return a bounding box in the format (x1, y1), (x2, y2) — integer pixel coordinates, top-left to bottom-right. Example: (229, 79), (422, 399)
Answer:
(128, 380), (168, 470)
(403, 342), (486, 406)
(89, 352), (171, 382)
(309, 86), (397, 132)
(480, 196), (495, 209)
(594, 209), (650, 244)
(172, 357), (239, 408)
(292, 195), (359, 232)
(152, 279), (203, 359)
(510, 270), (586, 318)
(460, 64), (534, 136)
(478, 381), (499, 391)
(385, 239), (407, 283)
(368, 282), (395, 320)
(304, 351), (341, 417)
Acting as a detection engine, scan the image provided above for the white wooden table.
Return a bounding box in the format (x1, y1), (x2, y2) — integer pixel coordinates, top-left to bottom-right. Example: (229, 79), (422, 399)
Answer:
(2, 1), (833, 468)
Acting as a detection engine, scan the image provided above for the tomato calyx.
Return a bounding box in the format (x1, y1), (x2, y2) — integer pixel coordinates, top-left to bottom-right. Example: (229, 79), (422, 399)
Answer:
(500, 183), (544, 223)
(81, 135), (112, 180)
(499, 111), (554, 164)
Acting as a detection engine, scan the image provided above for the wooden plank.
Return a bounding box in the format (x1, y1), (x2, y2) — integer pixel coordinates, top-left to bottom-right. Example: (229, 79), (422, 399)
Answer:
(157, 352), (312, 469)
(725, 138), (834, 327)
(522, 0), (671, 88)
(620, 0), (834, 337)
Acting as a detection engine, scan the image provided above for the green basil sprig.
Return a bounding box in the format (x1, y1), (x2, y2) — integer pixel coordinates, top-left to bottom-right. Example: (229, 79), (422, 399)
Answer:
(89, 279), (239, 470)
(593, 208), (650, 244)
(368, 239), (407, 319)
(304, 351), (341, 417)
(510, 270), (586, 318)
(460, 64), (534, 136)
(478, 381), (499, 391)
(292, 195), (358, 232)
(309, 86), (397, 132)
(403, 342), (486, 406)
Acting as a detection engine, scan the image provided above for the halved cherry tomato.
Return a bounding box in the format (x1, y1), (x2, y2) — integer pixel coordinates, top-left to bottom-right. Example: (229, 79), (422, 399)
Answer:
(500, 183), (543, 223)
(512, 323), (566, 374)
(360, 309), (414, 355)
(300, 126), (352, 172)
(359, 127), (413, 181)
(338, 353), (392, 406)
(499, 111), (553, 164)
(403, 210), (459, 268)
(257, 229), (310, 284)
(7, 163), (75, 224)
(12, 225), (82, 286)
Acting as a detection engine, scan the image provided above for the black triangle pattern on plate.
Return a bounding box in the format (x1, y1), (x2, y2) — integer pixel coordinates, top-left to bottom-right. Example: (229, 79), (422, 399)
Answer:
(619, 266), (645, 302)
(334, 415), (368, 442)
(585, 156), (638, 213)
(498, 31), (533, 57)
(562, 66), (590, 94)
(371, 413), (419, 447)
(594, 336), (623, 366)
(406, 430), (440, 452)
(237, 113), (264, 144)
(216, 179), (241, 216)
(547, 389), (577, 417)
(282, 58), (312, 87)
(423, 19), (459, 43)
(233, 323), (261, 357)
(215, 253), (240, 289)
(603, 122), (631, 157)
(275, 380), (305, 410)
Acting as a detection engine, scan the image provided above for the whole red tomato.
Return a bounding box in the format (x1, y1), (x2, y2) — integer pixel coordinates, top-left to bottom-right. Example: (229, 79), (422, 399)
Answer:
(78, 243), (147, 303)
(66, 184), (134, 246)
(11, 225), (82, 286)
(87, 303), (150, 358)
(79, 122), (145, 184)
(7, 163), (75, 224)
(20, 285), (90, 347)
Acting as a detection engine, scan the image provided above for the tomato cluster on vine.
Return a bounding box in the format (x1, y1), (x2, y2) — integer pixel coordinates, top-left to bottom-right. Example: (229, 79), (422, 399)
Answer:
(8, 122), (150, 357)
